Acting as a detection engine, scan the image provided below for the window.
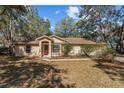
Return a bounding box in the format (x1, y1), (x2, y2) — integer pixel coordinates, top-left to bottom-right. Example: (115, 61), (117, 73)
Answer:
(53, 44), (60, 53)
(25, 45), (31, 53)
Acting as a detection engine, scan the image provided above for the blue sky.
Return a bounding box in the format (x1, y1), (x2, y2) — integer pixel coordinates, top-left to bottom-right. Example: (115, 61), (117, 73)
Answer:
(33, 5), (121, 31)
(33, 5), (80, 30)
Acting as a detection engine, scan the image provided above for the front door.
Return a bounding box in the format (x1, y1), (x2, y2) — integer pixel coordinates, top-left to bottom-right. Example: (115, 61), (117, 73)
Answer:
(42, 43), (49, 56)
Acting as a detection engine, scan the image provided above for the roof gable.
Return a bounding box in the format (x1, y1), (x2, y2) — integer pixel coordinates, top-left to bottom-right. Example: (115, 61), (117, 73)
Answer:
(50, 35), (68, 44)
(35, 35), (53, 41)
(50, 35), (66, 41)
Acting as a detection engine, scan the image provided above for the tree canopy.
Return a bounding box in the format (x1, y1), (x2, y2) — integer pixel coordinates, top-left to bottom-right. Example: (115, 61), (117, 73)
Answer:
(0, 5), (52, 44)
(77, 5), (124, 53)
(54, 17), (77, 37)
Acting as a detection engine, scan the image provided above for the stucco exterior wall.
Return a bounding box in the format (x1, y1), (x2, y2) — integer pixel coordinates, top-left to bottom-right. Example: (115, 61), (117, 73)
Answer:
(15, 45), (40, 57)
(15, 35), (106, 57)
(15, 44), (106, 57)
(15, 45), (27, 56)
(69, 44), (107, 56)
(69, 45), (81, 56)
(30, 46), (40, 57)
(51, 37), (63, 57)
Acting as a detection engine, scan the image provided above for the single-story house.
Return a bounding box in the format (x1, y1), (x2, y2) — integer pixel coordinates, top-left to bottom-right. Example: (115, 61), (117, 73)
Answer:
(15, 35), (106, 58)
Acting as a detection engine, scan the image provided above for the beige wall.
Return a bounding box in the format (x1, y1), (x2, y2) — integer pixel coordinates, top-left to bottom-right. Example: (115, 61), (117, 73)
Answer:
(15, 37), (64, 57)
(51, 37), (63, 57)
(15, 44), (106, 57)
(15, 39), (52, 58)
(69, 44), (107, 56)
(69, 45), (81, 56)
(15, 45), (27, 56)
(30, 46), (40, 57)
(15, 36), (106, 57)
(15, 45), (40, 57)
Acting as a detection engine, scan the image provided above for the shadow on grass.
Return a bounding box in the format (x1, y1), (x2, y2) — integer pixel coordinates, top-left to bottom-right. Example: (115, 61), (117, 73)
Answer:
(0, 55), (25, 62)
(6, 56), (25, 61)
(0, 59), (75, 88)
(93, 59), (124, 82)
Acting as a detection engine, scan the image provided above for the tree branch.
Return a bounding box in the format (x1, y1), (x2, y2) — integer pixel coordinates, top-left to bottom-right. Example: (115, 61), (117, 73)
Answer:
(0, 8), (6, 16)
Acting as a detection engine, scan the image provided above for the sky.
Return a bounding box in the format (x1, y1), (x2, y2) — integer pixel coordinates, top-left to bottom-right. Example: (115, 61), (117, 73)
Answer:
(33, 5), (80, 31)
(33, 5), (121, 31)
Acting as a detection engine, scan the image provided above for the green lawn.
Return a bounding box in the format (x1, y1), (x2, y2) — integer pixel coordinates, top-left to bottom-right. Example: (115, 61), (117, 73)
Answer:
(0, 55), (124, 88)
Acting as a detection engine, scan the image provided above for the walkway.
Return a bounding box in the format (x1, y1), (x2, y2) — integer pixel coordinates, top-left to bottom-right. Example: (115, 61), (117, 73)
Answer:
(42, 58), (91, 62)
(115, 57), (124, 62)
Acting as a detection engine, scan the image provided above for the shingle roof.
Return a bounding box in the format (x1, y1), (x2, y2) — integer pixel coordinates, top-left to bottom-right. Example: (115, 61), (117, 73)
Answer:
(63, 38), (96, 44)
(15, 41), (39, 45)
(15, 35), (106, 45)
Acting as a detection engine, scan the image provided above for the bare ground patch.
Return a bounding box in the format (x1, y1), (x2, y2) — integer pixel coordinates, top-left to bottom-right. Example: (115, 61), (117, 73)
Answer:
(51, 60), (124, 87)
(1, 55), (124, 88)
(0, 56), (75, 88)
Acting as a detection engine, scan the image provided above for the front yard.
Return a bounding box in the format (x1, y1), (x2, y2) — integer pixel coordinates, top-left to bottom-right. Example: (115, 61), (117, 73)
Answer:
(51, 60), (124, 87)
(0, 55), (124, 87)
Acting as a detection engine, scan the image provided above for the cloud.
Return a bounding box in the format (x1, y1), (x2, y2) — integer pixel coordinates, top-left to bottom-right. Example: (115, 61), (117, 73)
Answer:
(50, 26), (55, 31)
(66, 6), (79, 19)
(55, 10), (60, 14)
(43, 17), (48, 21)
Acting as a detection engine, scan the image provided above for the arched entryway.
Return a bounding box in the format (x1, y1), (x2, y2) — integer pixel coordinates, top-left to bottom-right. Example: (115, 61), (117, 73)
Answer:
(42, 41), (49, 57)
(37, 36), (53, 58)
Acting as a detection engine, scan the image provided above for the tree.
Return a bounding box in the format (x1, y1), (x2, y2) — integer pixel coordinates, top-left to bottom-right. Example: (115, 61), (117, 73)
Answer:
(78, 6), (116, 41)
(17, 8), (52, 41)
(21, 14), (51, 41)
(63, 44), (72, 56)
(111, 6), (124, 53)
(77, 5), (124, 52)
(0, 6), (52, 42)
(40, 18), (51, 36)
(116, 20), (124, 53)
(54, 17), (78, 37)
(81, 45), (96, 57)
(76, 19), (100, 40)
(0, 5), (30, 54)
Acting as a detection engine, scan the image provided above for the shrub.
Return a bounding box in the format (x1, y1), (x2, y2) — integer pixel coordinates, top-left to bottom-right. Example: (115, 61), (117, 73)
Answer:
(63, 44), (72, 56)
(81, 45), (96, 57)
(107, 48), (116, 56)
(96, 48), (116, 62)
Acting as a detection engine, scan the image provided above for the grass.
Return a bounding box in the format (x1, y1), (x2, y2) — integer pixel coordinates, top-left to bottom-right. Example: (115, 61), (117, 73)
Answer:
(50, 60), (124, 87)
(0, 55), (75, 88)
(0, 55), (124, 87)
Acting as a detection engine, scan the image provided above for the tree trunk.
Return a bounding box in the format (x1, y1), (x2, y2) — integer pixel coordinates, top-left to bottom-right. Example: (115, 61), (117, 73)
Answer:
(9, 18), (15, 56)
(116, 20), (124, 54)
